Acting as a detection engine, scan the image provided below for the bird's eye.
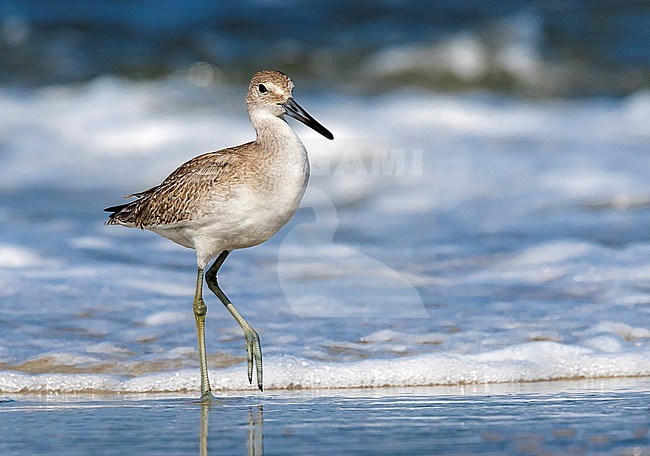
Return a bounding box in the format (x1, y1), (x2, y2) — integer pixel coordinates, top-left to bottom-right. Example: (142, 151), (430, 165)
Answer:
(258, 84), (268, 94)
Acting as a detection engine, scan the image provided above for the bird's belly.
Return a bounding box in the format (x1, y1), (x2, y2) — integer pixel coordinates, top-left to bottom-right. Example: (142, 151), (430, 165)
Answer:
(151, 201), (300, 265)
(205, 191), (301, 248)
(186, 167), (308, 263)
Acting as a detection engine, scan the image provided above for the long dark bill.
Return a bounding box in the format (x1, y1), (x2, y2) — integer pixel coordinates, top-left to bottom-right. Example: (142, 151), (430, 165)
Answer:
(283, 97), (334, 140)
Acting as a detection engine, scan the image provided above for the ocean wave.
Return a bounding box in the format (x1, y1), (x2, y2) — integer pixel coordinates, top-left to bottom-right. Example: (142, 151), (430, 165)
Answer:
(1, 341), (648, 393)
(1, 75), (649, 398)
(1, 3), (646, 96)
(0, 77), (648, 193)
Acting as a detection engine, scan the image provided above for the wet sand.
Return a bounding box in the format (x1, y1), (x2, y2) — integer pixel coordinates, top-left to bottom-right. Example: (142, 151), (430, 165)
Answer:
(1, 378), (648, 455)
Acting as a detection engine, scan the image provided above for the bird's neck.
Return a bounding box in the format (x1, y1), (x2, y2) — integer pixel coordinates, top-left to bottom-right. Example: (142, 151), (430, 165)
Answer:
(250, 112), (303, 152)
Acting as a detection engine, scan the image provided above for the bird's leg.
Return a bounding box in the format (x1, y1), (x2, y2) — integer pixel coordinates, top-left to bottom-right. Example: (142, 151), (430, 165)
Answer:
(206, 250), (264, 391)
(193, 266), (215, 401)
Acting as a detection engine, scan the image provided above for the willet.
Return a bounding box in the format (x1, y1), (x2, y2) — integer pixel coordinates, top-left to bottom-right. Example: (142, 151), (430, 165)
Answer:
(105, 69), (333, 400)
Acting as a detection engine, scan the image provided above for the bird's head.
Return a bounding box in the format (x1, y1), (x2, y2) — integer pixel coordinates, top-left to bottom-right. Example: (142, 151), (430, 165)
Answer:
(246, 69), (333, 140)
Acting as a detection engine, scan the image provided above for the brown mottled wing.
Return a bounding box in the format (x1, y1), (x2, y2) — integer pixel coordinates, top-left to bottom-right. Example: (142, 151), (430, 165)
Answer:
(105, 148), (243, 228)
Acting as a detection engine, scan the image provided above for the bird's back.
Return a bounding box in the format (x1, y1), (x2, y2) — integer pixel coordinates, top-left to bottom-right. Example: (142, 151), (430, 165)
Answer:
(105, 146), (244, 229)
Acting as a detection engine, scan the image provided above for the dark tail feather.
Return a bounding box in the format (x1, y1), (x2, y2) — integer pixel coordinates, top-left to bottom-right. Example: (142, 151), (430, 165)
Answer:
(104, 202), (131, 214)
(105, 186), (156, 225)
(104, 201), (138, 226)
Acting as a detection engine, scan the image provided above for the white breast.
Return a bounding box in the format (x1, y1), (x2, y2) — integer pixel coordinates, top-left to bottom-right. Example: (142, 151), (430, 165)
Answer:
(186, 118), (310, 267)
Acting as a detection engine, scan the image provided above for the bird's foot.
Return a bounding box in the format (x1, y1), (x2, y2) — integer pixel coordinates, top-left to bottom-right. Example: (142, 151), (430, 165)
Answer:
(198, 390), (217, 403)
(244, 327), (263, 391)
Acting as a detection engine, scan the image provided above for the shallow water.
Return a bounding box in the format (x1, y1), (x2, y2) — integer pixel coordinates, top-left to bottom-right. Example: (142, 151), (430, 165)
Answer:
(0, 78), (648, 393)
(0, 7), (648, 456)
(1, 378), (648, 455)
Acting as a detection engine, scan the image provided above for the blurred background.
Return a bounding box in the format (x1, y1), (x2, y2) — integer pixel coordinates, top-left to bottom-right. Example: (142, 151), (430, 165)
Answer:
(0, 1), (649, 393)
(1, 0), (648, 95)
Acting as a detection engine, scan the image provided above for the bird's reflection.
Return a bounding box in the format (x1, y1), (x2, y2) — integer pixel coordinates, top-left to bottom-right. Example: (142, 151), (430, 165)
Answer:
(247, 406), (264, 456)
(199, 402), (210, 456)
(198, 401), (264, 456)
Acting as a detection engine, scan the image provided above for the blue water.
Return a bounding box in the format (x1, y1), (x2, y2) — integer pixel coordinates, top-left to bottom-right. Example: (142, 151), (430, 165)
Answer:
(0, 1), (648, 95)
(0, 2), (649, 395)
(0, 77), (648, 393)
(1, 379), (649, 455)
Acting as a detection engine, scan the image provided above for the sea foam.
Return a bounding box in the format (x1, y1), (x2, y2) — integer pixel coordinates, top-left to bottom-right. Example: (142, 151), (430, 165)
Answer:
(0, 341), (647, 393)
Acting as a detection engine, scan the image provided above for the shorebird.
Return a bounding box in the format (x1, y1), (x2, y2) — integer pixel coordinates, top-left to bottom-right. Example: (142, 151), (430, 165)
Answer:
(105, 69), (333, 400)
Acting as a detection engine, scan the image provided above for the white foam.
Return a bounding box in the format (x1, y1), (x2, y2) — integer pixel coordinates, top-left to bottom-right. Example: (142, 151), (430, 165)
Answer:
(2, 76), (649, 398)
(1, 77), (647, 194)
(122, 278), (192, 298)
(359, 329), (445, 345)
(363, 12), (542, 85)
(0, 244), (45, 268)
(69, 236), (112, 250)
(0, 341), (647, 393)
(0, 77), (250, 190)
(585, 322), (650, 341)
(505, 241), (590, 266)
(144, 311), (188, 326)
(582, 336), (623, 353)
